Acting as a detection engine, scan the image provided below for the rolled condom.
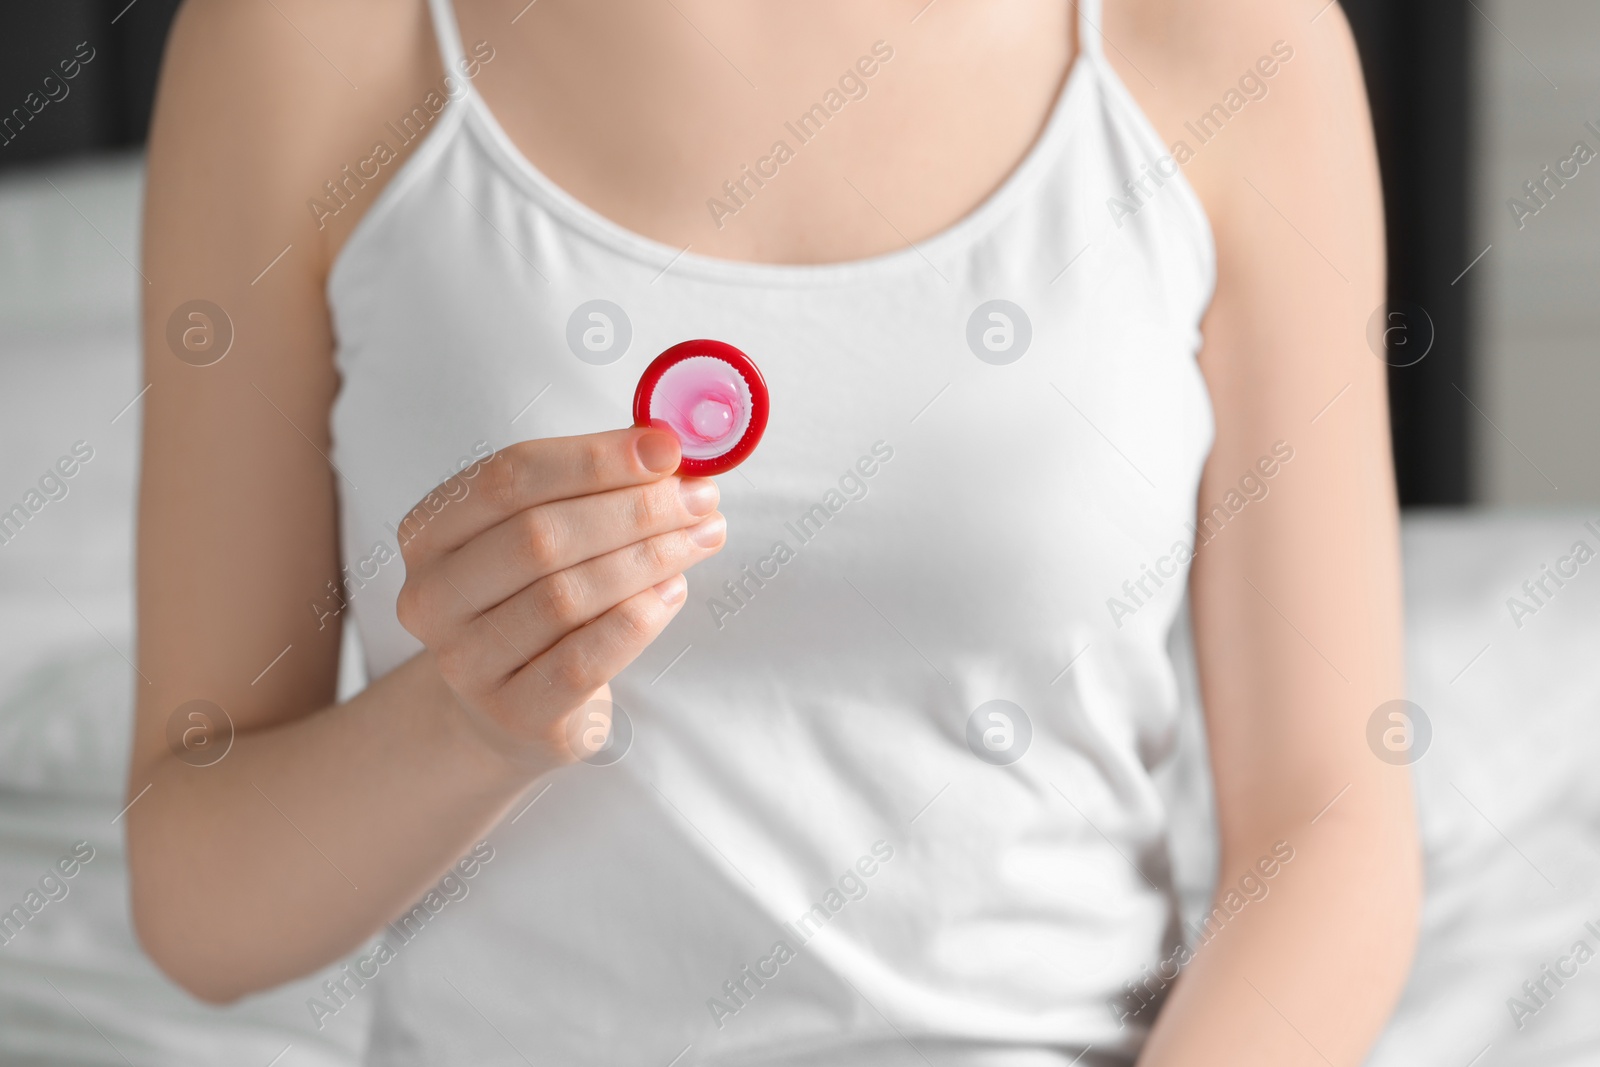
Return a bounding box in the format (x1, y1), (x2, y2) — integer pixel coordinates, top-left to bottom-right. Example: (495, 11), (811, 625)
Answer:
(632, 340), (769, 475)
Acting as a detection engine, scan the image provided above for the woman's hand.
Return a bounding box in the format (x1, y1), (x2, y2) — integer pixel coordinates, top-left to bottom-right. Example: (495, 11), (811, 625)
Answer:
(395, 425), (725, 766)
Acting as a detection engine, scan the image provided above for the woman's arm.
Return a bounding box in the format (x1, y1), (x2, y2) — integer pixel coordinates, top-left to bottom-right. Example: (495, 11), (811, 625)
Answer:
(128, 0), (721, 1003)
(1113, 2), (1422, 1063)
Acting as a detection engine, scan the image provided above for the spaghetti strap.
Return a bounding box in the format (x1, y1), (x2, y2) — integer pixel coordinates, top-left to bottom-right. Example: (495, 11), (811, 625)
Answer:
(1076, 0), (1105, 60)
(426, 0), (470, 75)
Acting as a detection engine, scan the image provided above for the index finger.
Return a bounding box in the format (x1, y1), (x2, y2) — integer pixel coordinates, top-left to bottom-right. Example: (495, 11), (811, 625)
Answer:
(398, 426), (682, 564)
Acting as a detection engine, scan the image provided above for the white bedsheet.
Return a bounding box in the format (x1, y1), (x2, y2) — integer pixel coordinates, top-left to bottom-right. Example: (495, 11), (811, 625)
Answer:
(1160, 512), (1600, 1067)
(1373, 513), (1600, 1065)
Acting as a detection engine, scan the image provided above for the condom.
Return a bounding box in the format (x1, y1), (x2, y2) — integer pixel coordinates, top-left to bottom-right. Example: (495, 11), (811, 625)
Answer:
(632, 340), (769, 476)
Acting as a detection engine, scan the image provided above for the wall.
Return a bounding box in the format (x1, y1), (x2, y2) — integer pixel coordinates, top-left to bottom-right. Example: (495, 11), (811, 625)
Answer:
(1475, 0), (1600, 506)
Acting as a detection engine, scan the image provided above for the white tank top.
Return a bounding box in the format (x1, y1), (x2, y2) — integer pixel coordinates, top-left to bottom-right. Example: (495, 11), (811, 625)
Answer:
(326, 0), (1215, 1061)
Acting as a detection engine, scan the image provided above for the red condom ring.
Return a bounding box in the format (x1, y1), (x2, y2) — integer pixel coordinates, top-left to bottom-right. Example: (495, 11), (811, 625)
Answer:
(632, 340), (769, 476)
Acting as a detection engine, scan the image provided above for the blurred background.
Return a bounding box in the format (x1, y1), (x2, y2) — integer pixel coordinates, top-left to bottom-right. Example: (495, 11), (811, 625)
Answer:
(11, 0), (1599, 507)
(1, 3), (1597, 1066)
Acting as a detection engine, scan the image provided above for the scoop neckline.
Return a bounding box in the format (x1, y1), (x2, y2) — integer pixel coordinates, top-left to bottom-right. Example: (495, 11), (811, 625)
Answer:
(451, 44), (1097, 288)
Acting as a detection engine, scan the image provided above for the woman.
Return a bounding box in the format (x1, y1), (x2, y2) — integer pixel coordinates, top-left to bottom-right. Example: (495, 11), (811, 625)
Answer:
(129, 0), (1421, 1063)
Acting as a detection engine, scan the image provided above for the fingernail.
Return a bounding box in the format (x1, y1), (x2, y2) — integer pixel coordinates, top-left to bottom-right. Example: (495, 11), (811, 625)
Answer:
(688, 514), (726, 548)
(654, 574), (687, 604)
(679, 477), (719, 516)
(636, 431), (680, 474)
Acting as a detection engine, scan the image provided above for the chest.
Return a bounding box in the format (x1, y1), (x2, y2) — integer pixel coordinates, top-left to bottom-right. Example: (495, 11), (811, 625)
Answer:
(333, 239), (1211, 669)
(453, 0), (1074, 263)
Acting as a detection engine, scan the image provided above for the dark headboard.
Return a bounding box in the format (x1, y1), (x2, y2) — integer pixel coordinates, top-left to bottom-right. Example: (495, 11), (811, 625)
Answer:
(0, 0), (182, 164)
(1343, 0), (1474, 507)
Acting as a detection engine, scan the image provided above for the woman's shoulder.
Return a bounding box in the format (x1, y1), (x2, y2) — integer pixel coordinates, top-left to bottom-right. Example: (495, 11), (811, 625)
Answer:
(155, 0), (446, 278)
(1102, 0), (1368, 119)
(1104, 0), (1375, 228)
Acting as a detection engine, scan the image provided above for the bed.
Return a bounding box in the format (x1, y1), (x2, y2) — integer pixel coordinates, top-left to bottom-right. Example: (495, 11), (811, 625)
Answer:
(1, 154), (1595, 1066)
